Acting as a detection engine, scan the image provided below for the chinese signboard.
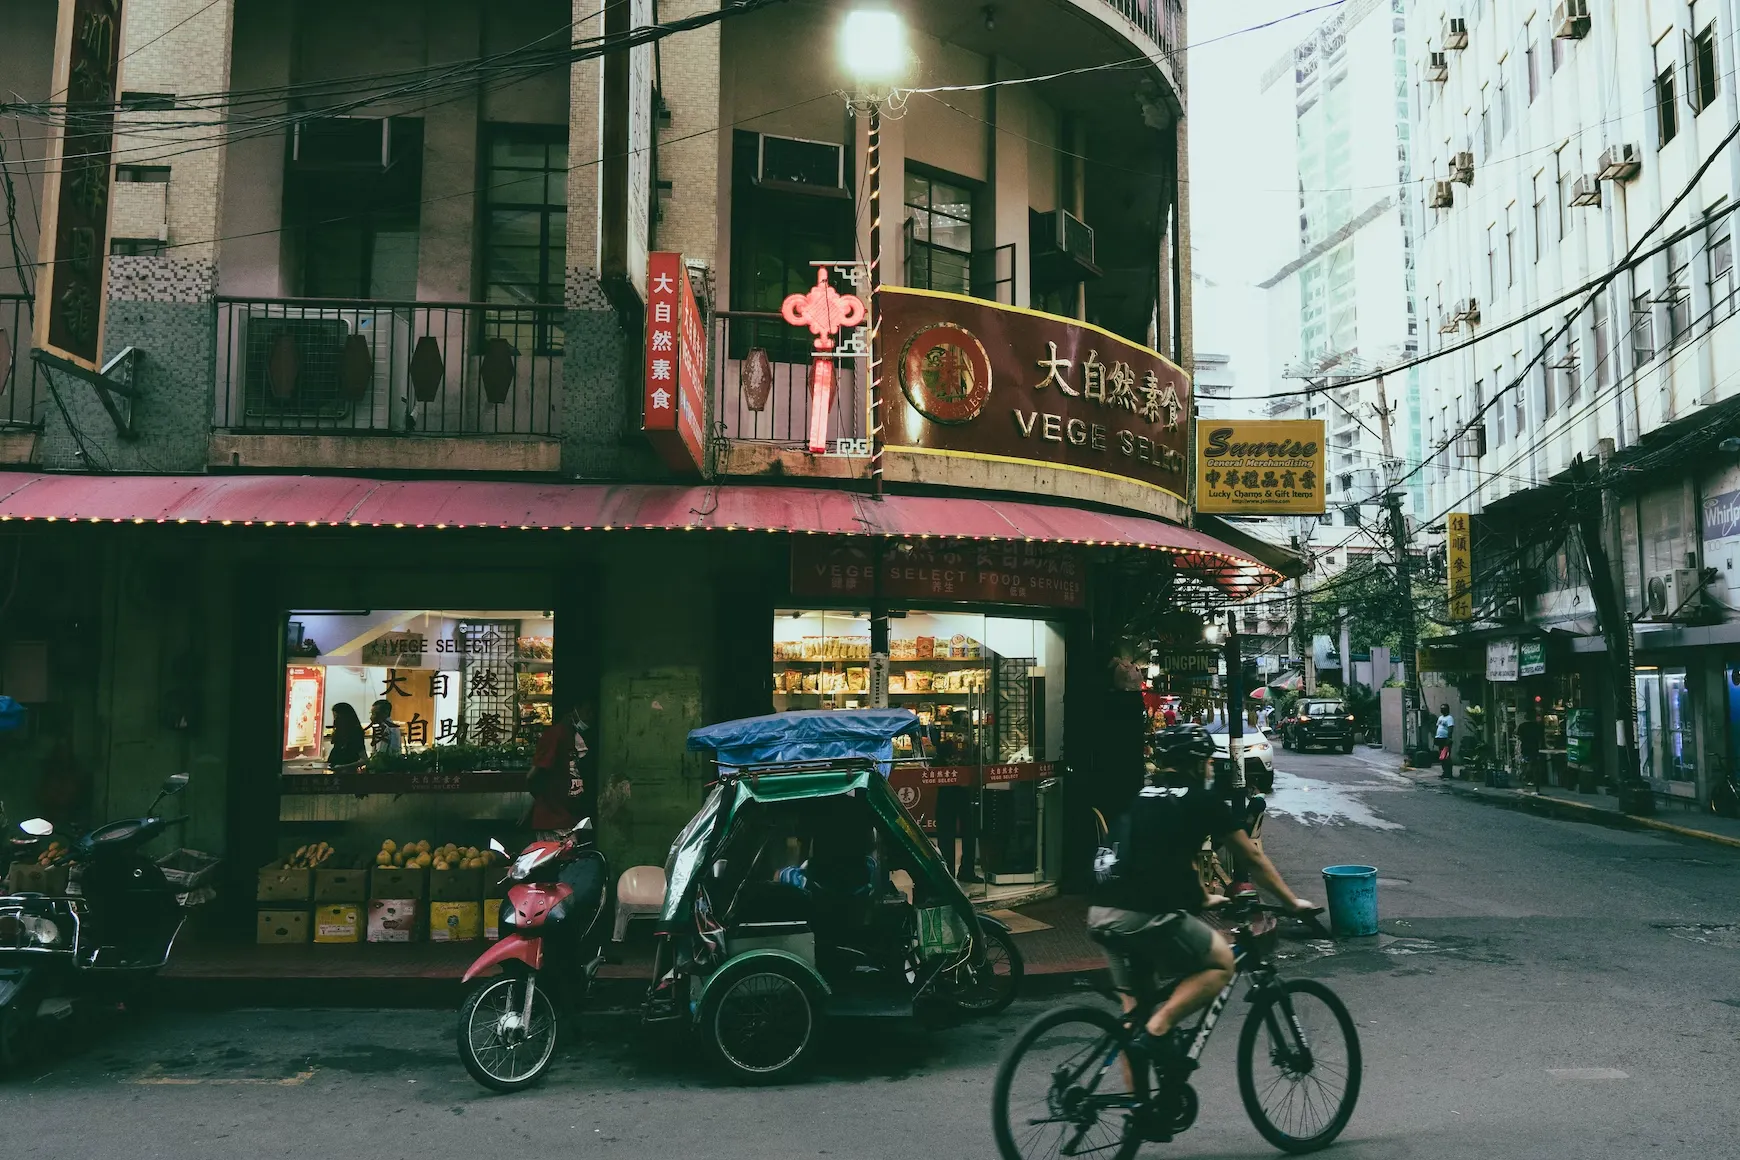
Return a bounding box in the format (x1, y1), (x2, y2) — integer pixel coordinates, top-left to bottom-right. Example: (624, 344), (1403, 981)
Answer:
(1486, 638), (1519, 682)
(643, 251), (706, 474)
(878, 288), (1190, 501)
(889, 761), (1056, 829)
(1447, 512), (1474, 620)
(1519, 639), (1546, 678)
(1194, 420), (1326, 515)
(624, 0), (653, 298)
(34, 0), (126, 370)
(790, 537), (1086, 609)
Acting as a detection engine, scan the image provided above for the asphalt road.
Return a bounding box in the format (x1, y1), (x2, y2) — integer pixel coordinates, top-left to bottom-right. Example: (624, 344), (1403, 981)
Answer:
(7, 748), (1740, 1159)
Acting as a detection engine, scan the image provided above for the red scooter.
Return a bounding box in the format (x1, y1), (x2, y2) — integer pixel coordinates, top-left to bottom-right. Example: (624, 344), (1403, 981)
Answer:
(456, 818), (610, 1092)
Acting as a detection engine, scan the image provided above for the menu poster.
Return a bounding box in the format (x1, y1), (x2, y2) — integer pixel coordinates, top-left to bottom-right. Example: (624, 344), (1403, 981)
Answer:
(284, 665), (326, 759)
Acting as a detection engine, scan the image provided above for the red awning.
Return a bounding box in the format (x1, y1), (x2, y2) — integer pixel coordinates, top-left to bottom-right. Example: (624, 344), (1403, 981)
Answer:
(0, 473), (1280, 593)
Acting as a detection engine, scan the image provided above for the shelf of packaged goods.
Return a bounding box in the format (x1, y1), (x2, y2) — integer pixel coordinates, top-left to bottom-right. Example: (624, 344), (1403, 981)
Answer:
(772, 657), (988, 666)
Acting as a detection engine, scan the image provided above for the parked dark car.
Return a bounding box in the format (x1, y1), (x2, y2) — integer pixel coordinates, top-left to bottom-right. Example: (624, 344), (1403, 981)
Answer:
(1282, 700), (1355, 753)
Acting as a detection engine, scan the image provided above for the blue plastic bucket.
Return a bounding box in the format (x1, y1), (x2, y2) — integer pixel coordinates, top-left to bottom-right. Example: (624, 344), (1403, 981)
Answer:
(1321, 864), (1379, 937)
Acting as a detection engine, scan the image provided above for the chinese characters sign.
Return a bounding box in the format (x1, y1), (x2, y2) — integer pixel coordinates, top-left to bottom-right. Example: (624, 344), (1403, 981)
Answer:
(643, 251), (706, 474)
(1447, 511), (1473, 620)
(1195, 421), (1326, 515)
(790, 537), (1086, 609)
(878, 288), (1191, 501)
(35, 0), (125, 369)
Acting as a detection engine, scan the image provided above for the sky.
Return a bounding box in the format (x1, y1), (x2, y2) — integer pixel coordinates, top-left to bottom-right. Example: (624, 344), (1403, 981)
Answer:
(1188, 1), (1346, 397)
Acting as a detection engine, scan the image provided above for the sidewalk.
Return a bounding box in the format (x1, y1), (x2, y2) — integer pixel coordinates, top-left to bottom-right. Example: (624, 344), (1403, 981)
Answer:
(1396, 765), (1740, 849)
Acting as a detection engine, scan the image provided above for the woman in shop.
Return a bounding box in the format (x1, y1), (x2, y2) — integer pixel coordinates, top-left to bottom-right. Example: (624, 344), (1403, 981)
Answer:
(327, 703), (367, 772)
(932, 710), (981, 885)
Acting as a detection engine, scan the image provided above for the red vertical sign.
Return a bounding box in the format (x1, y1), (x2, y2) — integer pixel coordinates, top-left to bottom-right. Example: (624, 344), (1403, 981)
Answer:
(643, 252), (706, 474)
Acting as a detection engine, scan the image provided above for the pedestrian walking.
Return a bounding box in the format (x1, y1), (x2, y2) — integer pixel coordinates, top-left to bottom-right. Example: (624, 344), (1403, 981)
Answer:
(1435, 704), (1455, 778)
(933, 710), (981, 883)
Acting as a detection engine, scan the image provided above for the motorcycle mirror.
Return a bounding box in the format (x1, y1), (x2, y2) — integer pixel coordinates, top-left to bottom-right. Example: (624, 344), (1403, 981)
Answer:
(489, 838), (509, 857)
(575, 817), (594, 834)
(163, 772), (190, 795)
(711, 859), (729, 879)
(20, 818), (53, 838)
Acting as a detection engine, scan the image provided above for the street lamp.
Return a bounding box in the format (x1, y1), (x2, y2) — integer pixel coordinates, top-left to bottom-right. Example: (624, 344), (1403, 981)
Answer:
(841, 8), (908, 497)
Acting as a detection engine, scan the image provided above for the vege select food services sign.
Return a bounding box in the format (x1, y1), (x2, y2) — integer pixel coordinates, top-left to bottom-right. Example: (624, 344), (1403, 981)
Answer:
(1194, 420), (1326, 515)
(878, 288), (1191, 502)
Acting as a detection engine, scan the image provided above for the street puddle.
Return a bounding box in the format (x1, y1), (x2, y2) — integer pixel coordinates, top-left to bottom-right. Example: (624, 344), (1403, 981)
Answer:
(1272, 932), (1513, 968)
(1264, 771), (1404, 831)
(1653, 922), (1740, 949)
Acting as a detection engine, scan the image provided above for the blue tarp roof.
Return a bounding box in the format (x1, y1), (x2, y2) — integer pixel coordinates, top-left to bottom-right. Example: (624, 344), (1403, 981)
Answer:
(686, 709), (922, 772)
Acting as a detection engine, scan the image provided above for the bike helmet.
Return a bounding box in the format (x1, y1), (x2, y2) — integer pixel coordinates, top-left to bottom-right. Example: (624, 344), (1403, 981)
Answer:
(1150, 722), (1216, 767)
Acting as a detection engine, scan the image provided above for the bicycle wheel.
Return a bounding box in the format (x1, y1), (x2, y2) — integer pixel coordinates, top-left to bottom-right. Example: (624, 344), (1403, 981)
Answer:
(992, 1006), (1147, 1160)
(1237, 979), (1361, 1153)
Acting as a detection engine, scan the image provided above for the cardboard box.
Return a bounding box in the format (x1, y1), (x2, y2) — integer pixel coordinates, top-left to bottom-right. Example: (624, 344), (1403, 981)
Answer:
(429, 865), (484, 903)
(367, 898), (419, 943)
(312, 903), (363, 944)
(257, 909), (310, 944)
(429, 900), (482, 942)
(313, 866), (369, 903)
(257, 862), (313, 903)
(484, 897), (505, 941)
(6, 862), (70, 895)
(370, 867), (426, 901)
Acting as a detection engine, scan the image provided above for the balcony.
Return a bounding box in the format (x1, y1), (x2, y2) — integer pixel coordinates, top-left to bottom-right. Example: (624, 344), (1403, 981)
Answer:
(212, 298), (561, 472)
(1105, 0), (1183, 71)
(711, 311), (866, 477)
(0, 293), (43, 463)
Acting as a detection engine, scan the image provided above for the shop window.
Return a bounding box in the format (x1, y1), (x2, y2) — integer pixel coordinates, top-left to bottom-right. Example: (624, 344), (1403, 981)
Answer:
(288, 117), (424, 300)
(483, 126), (568, 354)
(904, 167), (975, 296)
(772, 610), (1066, 897)
(1636, 666), (1696, 783)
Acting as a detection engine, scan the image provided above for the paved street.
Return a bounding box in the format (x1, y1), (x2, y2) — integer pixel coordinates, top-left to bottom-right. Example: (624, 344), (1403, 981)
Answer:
(8, 747), (1740, 1159)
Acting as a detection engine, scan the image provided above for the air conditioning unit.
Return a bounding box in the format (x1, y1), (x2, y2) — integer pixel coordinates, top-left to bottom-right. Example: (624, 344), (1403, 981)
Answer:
(291, 117), (391, 169)
(1553, 0), (1591, 40)
(1646, 568), (1703, 618)
(1031, 208), (1101, 287)
(1598, 143), (1642, 181)
(1034, 208), (1096, 266)
(1456, 423), (1487, 459)
(1570, 174), (1602, 207)
(1426, 52), (1449, 82)
(1443, 18), (1469, 50)
(1428, 180), (1455, 208)
(238, 309), (404, 427)
(1450, 151), (1475, 184)
(756, 134), (846, 192)
(1454, 297), (1480, 324)
(1352, 468), (1380, 497)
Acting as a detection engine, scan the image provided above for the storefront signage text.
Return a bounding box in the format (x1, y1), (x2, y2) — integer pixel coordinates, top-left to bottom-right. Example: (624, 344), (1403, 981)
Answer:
(1447, 512), (1474, 620)
(1486, 638), (1520, 682)
(1194, 420), (1326, 515)
(879, 288), (1191, 500)
(1519, 639), (1546, 678)
(1702, 482), (1740, 610)
(642, 251), (706, 474)
(791, 538), (1086, 609)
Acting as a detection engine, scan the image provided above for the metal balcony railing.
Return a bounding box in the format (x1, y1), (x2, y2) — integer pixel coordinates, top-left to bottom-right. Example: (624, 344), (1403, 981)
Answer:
(713, 310), (865, 449)
(213, 297), (561, 436)
(1107, 0), (1183, 70)
(1, 293), (43, 430)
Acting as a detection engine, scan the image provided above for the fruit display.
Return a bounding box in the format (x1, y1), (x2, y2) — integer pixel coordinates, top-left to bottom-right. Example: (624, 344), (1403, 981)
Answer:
(375, 838), (498, 871)
(36, 840), (68, 867)
(281, 842), (336, 870)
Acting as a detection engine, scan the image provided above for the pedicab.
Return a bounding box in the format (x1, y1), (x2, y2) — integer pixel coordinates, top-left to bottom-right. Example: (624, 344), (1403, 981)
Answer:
(640, 708), (1023, 1082)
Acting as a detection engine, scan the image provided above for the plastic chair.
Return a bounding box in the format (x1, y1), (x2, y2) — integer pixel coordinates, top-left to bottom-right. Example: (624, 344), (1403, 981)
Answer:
(613, 865), (667, 942)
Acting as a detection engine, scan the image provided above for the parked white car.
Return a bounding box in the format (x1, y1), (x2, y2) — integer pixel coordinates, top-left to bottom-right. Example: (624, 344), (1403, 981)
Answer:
(1211, 723), (1275, 793)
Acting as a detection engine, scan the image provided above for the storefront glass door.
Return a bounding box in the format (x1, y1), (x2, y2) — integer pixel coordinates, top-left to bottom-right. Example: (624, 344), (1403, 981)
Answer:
(1636, 666), (1695, 786)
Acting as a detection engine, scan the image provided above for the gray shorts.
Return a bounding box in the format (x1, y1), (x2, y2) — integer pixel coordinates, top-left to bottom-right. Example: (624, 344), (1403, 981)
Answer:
(1087, 906), (1219, 993)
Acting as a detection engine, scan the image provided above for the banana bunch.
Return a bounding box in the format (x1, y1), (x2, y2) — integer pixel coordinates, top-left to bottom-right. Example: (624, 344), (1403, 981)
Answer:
(282, 842), (335, 870)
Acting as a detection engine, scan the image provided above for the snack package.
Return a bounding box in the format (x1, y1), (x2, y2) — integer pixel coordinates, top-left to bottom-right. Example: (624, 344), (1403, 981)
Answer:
(889, 673), (907, 695)
(916, 636), (935, 659)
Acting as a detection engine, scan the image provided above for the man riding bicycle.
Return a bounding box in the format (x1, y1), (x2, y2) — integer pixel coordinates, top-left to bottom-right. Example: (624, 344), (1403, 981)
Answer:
(1090, 723), (1315, 1075)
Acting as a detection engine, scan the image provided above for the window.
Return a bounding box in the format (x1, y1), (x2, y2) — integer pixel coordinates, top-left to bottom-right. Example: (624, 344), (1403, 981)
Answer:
(1632, 292), (1656, 365)
(1527, 41), (1540, 102)
(289, 117), (424, 300)
(1709, 223), (1736, 321)
(1541, 330), (1557, 417)
(483, 127), (568, 354)
(1533, 176), (1549, 261)
(904, 168), (974, 296)
(1487, 225), (1498, 297)
(1497, 76), (1511, 139)
(1494, 366), (1507, 446)
(1343, 508), (1361, 527)
(1513, 384), (1526, 437)
(1564, 332), (1580, 404)
(1669, 239), (1693, 342)
(1692, 25), (1719, 114)
(1555, 151), (1569, 240)
(1506, 206), (1518, 287)
(1593, 291), (1611, 394)
(1657, 65), (1680, 146)
(1551, 32), (1567, 74)
(1479, 92), (1492, 159)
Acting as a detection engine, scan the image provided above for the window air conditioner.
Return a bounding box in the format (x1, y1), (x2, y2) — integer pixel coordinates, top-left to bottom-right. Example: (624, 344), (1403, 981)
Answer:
(239, 308), (405, 426)
(1553, 0), (1591, 41)
(291, 117), (390, 169)
(1426, 52), (1449, 82)
(1645, 568), (1703, 618)
(1034, 208), (1097, 267)
(1031, 208), (1101, 287)
(1570, 174), (1602, 207)
(1598, 144), (1642, 182)
(756, 134), (846, 192)
(1428, 180), (1455, 208)
(1456, 423), (1487, 459)
(1444, 18), (1469, 50)
(1454, 298), (1480, 324)
(1450, 151), (1475, 184)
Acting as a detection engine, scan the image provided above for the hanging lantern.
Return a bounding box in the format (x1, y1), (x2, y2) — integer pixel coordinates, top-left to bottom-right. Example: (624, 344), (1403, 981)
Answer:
(267, 332), (300, 400)
(480, 337), (516, 405)
(338, 334), (373, 402)
(741, 347), (773, 412)
(410, 335), (445, 402)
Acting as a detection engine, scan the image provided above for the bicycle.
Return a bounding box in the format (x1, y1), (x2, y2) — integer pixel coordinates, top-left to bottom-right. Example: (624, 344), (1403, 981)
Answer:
(991, 898), (1362, 1158)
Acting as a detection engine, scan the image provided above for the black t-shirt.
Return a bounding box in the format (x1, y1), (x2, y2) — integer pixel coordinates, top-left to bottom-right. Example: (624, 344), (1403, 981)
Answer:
(1093, 785), (1243, 915)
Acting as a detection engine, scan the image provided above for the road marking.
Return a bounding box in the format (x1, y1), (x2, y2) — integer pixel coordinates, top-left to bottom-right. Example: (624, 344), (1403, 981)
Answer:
(128, 1064), (316, 1086)
(1546, 1068), (1628, 1080)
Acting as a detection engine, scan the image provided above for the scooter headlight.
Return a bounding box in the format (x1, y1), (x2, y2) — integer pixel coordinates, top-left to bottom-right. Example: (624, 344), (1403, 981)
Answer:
(0, 912), (62, 949)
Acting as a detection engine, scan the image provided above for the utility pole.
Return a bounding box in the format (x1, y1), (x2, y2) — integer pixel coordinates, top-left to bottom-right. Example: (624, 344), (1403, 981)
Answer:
(1374, 374), (1420, 755)
(1291, 533), (1313, 694)
(1575, 446), (1648, 812)
(1223, 611), (1247, 793)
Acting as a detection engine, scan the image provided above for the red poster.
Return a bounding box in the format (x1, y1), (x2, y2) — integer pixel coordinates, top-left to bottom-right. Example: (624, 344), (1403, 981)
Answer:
(643, 251), (706, 474)
(283, 665), (326, 760)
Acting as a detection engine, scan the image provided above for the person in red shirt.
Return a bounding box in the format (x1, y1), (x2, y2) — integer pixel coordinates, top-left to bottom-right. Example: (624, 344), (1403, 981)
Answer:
(525, 695), (593, 838)
(1161, 703), (1179, 727)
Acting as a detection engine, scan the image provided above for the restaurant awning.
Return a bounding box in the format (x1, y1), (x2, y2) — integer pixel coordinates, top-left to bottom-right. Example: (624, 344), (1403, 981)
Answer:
(0, 473), (1282, 595)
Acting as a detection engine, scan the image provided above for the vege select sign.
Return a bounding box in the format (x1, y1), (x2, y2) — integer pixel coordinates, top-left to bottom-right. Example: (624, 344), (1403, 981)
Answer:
(1194, 420), (1327, 515)
(878, 288), (1190, 499)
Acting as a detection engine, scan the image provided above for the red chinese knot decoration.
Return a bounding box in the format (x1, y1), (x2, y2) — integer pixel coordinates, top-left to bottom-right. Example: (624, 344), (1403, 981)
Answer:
(782, 268), (866, 454)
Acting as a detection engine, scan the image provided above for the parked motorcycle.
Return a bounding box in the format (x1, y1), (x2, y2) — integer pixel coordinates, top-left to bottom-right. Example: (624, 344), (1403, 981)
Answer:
(456, 818), (610, 1092)
(0, 773), (191, 1069)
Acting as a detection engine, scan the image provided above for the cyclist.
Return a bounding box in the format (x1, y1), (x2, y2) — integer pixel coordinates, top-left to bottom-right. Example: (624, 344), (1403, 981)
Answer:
(1090, 722), (1316, 1075)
